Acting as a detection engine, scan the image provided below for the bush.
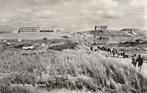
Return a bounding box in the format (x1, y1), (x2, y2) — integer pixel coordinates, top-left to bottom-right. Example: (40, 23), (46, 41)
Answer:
(48, 40), (77, 51)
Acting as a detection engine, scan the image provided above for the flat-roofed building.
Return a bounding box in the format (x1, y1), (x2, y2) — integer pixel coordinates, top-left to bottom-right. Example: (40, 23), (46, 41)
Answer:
(95, 26), (107, 31)
(40, 26), (54, 32)
(18, 26), (40, 33)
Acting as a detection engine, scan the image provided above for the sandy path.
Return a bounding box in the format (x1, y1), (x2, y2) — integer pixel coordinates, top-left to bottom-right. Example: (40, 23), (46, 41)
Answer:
(142, 63), (147, 77)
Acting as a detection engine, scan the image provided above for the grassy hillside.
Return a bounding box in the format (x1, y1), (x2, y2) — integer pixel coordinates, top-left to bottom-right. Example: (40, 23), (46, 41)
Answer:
(0, 30), (147, 93)
(0, 49), (147, 93)
(83, 30), (147, 43)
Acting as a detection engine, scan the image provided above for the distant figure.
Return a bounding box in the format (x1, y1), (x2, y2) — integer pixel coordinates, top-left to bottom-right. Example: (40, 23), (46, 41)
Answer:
(115, 49), (118, 57)
(132, 54), (137, 67)
(107, 48), (111, 54)
(90, 47), (93, 51)
(122, 51), (126, 58)
(112, 48), (116, 57)
(136, 55), (144, 69)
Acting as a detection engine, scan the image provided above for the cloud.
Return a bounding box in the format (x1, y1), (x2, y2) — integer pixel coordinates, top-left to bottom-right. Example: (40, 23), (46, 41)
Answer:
(0, 0), (146, 31)
(130, 0), (145, 9)
(130, 0), (147, 29)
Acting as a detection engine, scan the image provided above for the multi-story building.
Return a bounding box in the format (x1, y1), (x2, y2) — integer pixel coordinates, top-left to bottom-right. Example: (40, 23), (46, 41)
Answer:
(18, 26), (40, 33)
(18, 26), (54, 33)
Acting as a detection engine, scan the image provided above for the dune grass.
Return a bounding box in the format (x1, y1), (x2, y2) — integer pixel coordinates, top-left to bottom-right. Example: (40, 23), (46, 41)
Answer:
(0, 49), (147, 93)
(0, 85), (38, 93)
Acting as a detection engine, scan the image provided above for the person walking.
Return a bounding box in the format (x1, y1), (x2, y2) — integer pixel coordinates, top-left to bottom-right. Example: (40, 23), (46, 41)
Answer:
(132, 54), (137, 67)
(90, 46), (93, 51)
(136, 54), (144, 69)
(122, 51), (126, 58)
(107, 48), (111, 54)
(112, 48), (116, 57)
(115, 49), (119, 57)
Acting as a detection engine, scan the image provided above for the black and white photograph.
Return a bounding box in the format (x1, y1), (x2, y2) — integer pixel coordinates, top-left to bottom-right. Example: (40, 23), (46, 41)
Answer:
(0, 0), (147, 93)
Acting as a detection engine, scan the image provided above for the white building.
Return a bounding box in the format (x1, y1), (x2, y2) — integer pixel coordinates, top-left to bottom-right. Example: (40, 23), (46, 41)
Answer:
(18, 26), (40, 33)
(40, 26), (54, 32)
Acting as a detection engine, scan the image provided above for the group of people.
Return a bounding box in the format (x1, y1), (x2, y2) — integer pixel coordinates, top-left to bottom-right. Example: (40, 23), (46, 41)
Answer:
(90, 46), (128, 58)
(132, 54), (144, 69)
(111, 48), (118, 57)
(110, 48), (128, 58)
(90, 46), (144, 70)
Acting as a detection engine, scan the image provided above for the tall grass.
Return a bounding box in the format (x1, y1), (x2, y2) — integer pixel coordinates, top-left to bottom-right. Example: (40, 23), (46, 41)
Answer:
(0, 85), (35, 93)
(0, 49), (147, 93)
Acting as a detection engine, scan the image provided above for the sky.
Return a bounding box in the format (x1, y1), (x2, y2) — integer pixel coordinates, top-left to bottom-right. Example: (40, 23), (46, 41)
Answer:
(0, 0), (147, 32)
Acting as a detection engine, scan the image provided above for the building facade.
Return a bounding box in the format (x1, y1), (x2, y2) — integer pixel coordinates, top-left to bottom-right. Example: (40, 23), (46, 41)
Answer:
(18, 27), (40, 33)
(95, 26), (107, 31)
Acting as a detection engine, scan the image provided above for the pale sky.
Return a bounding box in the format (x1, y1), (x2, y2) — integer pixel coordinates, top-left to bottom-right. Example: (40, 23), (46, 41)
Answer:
(0, 0), (147, 32)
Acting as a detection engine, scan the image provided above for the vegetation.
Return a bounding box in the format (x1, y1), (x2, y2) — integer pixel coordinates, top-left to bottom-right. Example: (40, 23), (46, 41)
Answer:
(48, 39), (78, 51)
(0, 30), (147, 93)
(0, 85), (29, 93)
(0, 49), (147, 93)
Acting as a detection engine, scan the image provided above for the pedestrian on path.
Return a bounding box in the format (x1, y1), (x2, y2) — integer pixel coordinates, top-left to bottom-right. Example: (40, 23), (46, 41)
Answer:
(136, 54), (144, 69)
(132, 54), (137, 67)
(112, 48), (116, 57)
